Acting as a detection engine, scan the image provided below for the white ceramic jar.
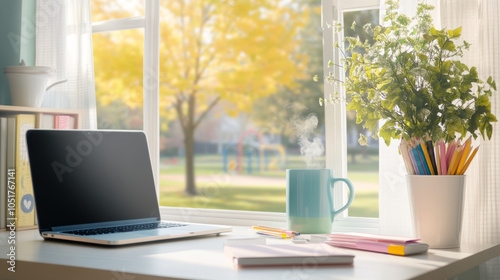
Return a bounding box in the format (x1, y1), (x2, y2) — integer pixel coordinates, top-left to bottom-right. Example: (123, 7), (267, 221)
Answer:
(4, 60), (65, 107)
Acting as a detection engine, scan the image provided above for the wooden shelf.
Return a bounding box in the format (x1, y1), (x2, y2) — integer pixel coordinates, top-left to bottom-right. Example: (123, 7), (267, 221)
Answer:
(0, 105), (82, 128)
(0, 105), (83, 115)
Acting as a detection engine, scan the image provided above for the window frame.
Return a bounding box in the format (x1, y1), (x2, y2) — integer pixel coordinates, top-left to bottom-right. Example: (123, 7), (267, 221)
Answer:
(91, 0), (160, 200)
(91, 0), (381, 232)
(324, 0), (380, 233)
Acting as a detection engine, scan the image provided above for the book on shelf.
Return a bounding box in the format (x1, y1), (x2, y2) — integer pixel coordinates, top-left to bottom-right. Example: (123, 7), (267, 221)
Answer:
(36, 112), (77, 129)
(0, 117), (7, 229)
(11, 114), (37, 228)
(3, 117), (18, 230)
(55, 114), (74, 129)
(224, 243), (354, 267)
(326, 232), (429, 256)
(36, 112), (55, 129)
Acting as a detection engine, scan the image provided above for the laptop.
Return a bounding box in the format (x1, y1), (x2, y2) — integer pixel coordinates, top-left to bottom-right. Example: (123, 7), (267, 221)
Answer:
(26, 129), (232, 245)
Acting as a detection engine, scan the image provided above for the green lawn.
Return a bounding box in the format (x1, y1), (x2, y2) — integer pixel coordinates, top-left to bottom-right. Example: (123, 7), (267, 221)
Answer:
(159, 153), (379, 218)
(348, 190), (379, 217)
(160, 179), (286, 212)
(160, 178), (378, 217)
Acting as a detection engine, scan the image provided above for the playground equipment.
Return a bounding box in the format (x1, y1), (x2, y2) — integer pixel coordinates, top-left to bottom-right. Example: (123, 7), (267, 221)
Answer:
(222, 143), (238, 172)
(222, 142), (261, 174)
(221, 130), (287, 174)
(260, 144), (286, 171)
(237, 130), (262, 174)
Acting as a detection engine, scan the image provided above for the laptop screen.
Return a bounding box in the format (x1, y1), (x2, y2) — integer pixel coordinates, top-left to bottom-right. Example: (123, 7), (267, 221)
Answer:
(26, 130), (161, 231)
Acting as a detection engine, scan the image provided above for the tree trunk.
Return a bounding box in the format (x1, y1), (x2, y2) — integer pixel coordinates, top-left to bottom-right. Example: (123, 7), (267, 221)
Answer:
(184, 127), (198, 196)
(178, 94), (220, 196)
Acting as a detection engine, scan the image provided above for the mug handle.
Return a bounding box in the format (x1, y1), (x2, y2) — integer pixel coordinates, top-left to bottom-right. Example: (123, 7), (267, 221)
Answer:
(329, 177), (355, 221)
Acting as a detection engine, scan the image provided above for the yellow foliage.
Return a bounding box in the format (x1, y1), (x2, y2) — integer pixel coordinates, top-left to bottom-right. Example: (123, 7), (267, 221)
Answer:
(92, 0), (308, 133)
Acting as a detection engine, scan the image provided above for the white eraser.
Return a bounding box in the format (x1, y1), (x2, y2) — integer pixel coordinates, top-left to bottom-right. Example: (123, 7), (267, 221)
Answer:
(310, 235), (328, 243)
(291, 237), (308, 244)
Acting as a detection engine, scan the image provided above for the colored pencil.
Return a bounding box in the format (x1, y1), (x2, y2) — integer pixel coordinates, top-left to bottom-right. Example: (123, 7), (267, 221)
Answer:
(419, 138), (435, 175)
(256, 231), (292, 239)
(434, 143), (442, 175)
(425, 135), (438, 175)
(446, 139), (456, 163)
(439, 140), (447, 175)
(447, 146), (463, 175)
(459, 146), (479, 175)
(411, 145), (425, 175)
(456, 138), (471, 175)
(252, 226), (299, 236)
(408, 146), (419, 175)
(416, 142), (431, 175)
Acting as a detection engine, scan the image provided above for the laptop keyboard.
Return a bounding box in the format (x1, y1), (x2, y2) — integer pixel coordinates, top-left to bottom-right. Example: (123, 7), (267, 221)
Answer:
(62, 222), (188, 236)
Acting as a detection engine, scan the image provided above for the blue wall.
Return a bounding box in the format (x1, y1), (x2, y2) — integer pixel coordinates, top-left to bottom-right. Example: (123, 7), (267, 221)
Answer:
(0, 0), (36, 105)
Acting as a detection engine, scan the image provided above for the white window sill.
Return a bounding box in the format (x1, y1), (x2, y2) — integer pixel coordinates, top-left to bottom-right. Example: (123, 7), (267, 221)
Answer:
(160, 206), (287, 227)
(160, 206), (380, 233)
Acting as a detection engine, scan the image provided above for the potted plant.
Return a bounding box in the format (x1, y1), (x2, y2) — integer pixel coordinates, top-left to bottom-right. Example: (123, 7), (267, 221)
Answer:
(319, 0), (497, 248)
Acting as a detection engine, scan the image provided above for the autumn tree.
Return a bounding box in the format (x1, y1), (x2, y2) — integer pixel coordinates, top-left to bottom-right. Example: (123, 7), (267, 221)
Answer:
(251, 1), (322, 146)
(91, 0), (306, 195)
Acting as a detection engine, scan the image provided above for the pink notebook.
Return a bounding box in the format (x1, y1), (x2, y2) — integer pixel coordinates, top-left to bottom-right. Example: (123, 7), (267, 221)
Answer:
(326, 233), (428, 256)
(327, 232), (420, 243)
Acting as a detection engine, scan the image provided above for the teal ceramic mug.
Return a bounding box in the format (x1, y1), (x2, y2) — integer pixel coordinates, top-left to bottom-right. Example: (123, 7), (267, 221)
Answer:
(286, 169), (355, 234)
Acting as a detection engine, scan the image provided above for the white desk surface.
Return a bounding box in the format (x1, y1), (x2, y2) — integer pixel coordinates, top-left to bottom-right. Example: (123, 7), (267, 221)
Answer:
(1, 227), (499, 280)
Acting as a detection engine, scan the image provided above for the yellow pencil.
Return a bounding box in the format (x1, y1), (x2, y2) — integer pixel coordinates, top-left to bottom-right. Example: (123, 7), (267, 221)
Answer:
(456, 138), (471, 175)
(435, 143), (442, 175)
(251, 226), (298, 236)
(256, 231), (291, 239)
(447, 146), (463, 175)
(446, 139), (456, 162)
(419, 139), (435, 175)
(459, 146), (479, 175)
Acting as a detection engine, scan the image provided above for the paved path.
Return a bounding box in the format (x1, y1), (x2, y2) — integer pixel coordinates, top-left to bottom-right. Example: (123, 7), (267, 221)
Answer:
(161, 174), (377, 190)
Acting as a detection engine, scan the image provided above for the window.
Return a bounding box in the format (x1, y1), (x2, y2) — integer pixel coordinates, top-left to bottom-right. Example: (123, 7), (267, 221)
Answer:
(157, 0), (326, 213)
(323, 0), (380, 231)
(91, 1), (145, 131)
(92, 28), (144, 130)
(342, 9), (380, 218)
(90, 0), (381, 229)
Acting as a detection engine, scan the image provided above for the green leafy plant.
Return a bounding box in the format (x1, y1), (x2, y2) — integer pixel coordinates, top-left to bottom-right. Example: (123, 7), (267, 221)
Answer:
(320, 0), (497, 146)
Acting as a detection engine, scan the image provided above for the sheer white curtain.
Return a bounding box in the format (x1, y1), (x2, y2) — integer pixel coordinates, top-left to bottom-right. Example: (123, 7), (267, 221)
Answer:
(379, 0), (500, 278)
(35, 0), (97, 129)
(440, 0), (500, 278)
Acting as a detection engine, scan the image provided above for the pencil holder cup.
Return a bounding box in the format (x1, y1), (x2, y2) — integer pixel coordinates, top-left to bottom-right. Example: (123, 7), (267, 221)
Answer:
(286, 169), (355, 234)
(407, 175), (466, 248)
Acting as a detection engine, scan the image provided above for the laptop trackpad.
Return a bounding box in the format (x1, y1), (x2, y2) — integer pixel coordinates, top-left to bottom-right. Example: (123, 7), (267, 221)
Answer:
(88, 232), (150, 241)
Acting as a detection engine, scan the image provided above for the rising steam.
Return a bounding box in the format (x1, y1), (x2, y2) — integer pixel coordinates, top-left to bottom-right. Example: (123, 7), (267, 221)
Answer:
(292, 113), (325, 169)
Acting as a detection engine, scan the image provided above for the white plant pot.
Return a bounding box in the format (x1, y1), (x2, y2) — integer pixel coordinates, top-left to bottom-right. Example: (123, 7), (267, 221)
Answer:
(4, 63), (65, 107)
(406, 175), (466, 249)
